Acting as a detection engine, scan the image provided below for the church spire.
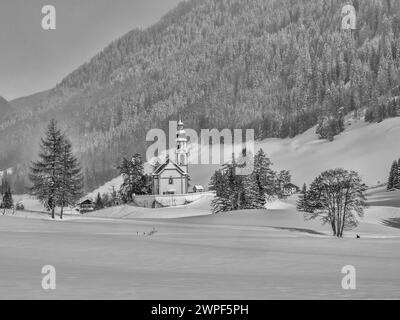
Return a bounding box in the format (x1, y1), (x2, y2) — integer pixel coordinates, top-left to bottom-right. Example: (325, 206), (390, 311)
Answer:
(176, 115), (188, 170)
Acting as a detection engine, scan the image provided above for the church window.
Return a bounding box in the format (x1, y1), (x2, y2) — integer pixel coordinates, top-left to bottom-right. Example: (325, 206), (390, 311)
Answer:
(169, 176), (173, 184)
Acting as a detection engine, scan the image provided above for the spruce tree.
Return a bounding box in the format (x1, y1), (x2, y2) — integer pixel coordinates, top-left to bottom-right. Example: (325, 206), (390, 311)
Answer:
(30, 120), (83, 219)
(110, 186), (118, 206)
(0, 178), (13, 212)
(252, 149), (275, 205)
(396, 159), (400, 189)
(297, 183), (308, 212)
(301, 183), (307, 194)
(118, 154), (147, 203)
(57, 138), (84, 219)
(211, 152), (269, 213)
(210, 154), (242, 213)
(242, 174), (264, 209)
(29, 119), (64, 219)
(95, 192), (104, 210)
(387, 160), (398, 190)
(210, 169), (232, 213)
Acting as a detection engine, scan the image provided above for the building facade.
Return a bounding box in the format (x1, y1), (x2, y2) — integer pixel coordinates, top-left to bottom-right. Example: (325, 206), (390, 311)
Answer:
(152, 116), (189, 195)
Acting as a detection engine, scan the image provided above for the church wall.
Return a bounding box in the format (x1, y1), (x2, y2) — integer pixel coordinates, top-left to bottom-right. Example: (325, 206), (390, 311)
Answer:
(159, 169), (186, 194)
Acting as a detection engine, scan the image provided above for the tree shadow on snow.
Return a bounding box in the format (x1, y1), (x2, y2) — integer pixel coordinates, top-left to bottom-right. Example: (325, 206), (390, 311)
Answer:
(381, 218), (400, 229)
(271, 226), (326, 235)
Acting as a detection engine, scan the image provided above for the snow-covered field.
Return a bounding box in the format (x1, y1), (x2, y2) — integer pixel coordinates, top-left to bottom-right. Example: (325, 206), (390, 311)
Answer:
(2, 118), (400, 299)
(1, 190), (400, 299)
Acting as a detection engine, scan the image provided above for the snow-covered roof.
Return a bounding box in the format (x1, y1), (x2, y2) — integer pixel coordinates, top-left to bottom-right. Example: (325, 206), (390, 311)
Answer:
(152, 158), (186, 176)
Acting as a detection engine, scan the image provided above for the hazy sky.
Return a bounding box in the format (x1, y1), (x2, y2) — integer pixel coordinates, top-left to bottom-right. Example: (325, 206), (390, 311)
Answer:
(0, 0), (182, 101)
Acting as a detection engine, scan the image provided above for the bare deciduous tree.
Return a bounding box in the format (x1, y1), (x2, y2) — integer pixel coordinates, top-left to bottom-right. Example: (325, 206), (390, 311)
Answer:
(298, 169), (367, 237)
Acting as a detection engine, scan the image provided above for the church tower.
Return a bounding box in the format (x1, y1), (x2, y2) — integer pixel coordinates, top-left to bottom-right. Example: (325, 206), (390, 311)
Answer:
(175, 114), (188, 173)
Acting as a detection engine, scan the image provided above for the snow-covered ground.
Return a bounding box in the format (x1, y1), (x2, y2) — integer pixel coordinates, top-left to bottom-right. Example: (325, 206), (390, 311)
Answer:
(1, 189), (400, 299)
(3, 118), (400, 299)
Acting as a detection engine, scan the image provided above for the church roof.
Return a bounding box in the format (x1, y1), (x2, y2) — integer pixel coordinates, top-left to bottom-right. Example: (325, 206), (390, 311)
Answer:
(152, 157), (186, 176)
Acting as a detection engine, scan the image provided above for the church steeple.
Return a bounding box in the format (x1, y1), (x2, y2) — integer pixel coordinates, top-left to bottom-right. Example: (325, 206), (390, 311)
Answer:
(176, 114), (188, 171)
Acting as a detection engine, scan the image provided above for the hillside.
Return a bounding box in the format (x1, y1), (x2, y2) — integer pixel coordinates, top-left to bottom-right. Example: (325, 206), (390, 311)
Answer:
(201, 115), (400, 188)
(258, 116), (400, 187)
(0, 96), (12, 121)
(89, 115), (400, 197)
(1, 0), (400, 192)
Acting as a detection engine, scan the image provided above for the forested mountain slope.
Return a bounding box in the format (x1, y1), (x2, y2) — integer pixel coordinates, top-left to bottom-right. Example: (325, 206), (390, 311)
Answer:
(0, 97), (12, 121)
(2, 0), (400, 192)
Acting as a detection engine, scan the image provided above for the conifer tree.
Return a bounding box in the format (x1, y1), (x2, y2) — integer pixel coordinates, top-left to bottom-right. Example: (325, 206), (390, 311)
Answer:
(118, 153), (147, 203)
(387, 160), (398, 190)
(252, 149), (275, 204)
(210, 151), (283, 213)
(57, 138), (84, 219)
(30, 119), (83, 219)
(242, 174), (265, 209)
(110, 186), (119, 206)
(301, 183), (307, 194)
(297, 184), (308, 212)
(396, 159), (400, 189)
(95, 192), (104, 210)
(0, 178), (13, 212)
(29, 119), (64, 219)
(210, 169), (232, 213)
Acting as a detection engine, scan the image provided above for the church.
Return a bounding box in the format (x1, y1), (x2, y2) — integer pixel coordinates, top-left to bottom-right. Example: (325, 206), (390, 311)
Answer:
(152, 116), (189, 195)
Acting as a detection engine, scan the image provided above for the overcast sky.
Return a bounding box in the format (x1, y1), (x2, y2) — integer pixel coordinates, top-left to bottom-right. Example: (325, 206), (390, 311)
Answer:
(0, 0), (181, 101)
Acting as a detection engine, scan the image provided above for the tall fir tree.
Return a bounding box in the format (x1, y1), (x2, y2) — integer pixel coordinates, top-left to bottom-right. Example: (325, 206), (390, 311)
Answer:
(29, 119), (83, 219)
(301, 183), (307, 194)
(251, 149), (275, 205)
(396, 159), (400, 189)
(57, 138), (84, 219)
(118, 153), (148, 203)
(0, 178), (13, 211)
(296, 183), (308, 212)
(94, 192), (104, 210)
(29, 119), (64, 219)
(242, 174), (265, 209)
(387, 160), (398, 190)
(209, 169), (233, 213)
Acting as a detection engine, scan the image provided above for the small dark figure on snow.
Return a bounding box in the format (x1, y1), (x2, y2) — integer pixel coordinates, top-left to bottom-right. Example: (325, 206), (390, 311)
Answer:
(356, 234), (360, 239)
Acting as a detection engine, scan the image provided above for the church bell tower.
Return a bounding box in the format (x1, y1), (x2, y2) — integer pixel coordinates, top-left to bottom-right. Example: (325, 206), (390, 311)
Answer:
(175, 114), (188, 173)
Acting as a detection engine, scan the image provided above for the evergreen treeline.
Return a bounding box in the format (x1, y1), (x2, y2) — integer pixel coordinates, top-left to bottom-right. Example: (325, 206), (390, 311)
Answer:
(387, 158), (400, 190)
(2, 0), (400, 192)
(29, 120), (84, 219)
(209, 149), (291, 213)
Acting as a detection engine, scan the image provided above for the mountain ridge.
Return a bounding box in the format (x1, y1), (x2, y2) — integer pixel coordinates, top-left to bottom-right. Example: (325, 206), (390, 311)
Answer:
(0, 96), (12, 121)
(2, 0), (400, 193)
